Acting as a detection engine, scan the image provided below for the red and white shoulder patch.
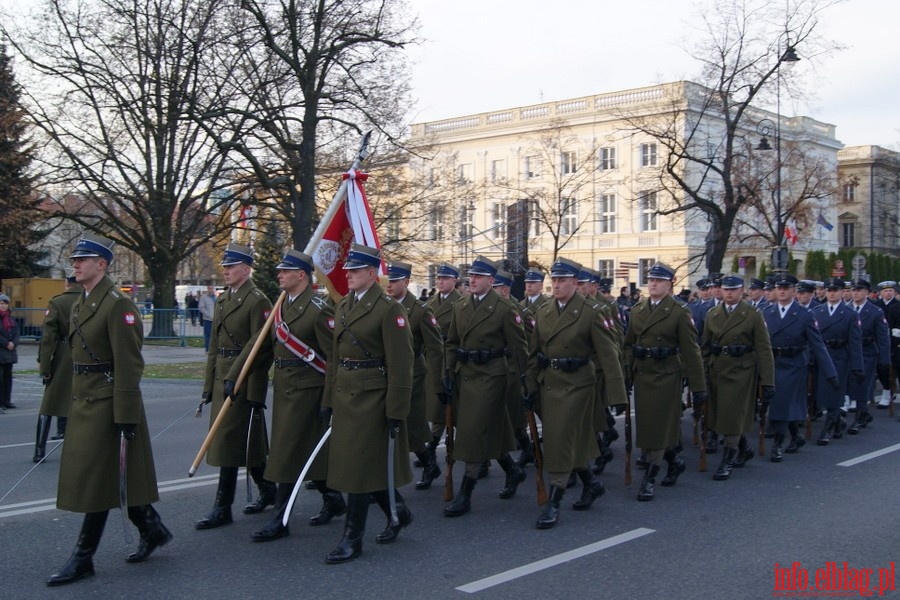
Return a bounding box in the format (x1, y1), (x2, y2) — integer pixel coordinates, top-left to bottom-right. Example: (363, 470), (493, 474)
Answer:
(327, 318), (335, 330)
(263, 310), (271, 320)
(123, 312), (136, 325)
(45, 309), (50, 316)
(430, 316), (439, 327)
(514, 314), (522, 324)
(396, 316), (406, 328)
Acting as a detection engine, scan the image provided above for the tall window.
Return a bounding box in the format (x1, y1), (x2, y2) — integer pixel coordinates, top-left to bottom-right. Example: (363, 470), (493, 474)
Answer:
(384, 204), (400, 241)
(638, 258), (656, 286)
(528, 199), (541, 236)
(640, 143), (658, 167)
(457, 163), (473, 184)
(429, 207), (445, 241)
(459, 204), (474, 240)
(561, 151), (577, 175)
(491, 202), (506, 240)
(599, 147), (616, 170)
(561, 197), (578, 236)
(842, 183), (855, 202)
(597, 193), (616, 234)
(841, 222), (855, 247)
(491, 159), (506, 183)
(639, 191), (658, 232)
(525, 155), (542, 179)
(596, 259), (614, 279)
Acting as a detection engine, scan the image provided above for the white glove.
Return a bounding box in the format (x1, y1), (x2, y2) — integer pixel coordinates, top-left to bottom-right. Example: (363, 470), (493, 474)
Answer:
(892, 328), (900, 338)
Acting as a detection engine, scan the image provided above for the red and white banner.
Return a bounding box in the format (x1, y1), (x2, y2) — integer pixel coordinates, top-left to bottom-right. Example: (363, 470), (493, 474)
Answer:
(312, 170), (384, 297)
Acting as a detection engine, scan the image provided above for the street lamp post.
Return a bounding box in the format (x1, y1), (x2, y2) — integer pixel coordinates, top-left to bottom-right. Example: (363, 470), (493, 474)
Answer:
(757, 44), (800, 271)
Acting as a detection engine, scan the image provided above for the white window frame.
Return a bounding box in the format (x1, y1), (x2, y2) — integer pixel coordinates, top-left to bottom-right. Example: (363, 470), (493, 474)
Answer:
(597, 193), (616, 234)
(639, 191), (658, 232)
(561, 197), (578, 236)
(561, 151), (577, 175)
(596, 259), (614, 279)
(528, 199), (541, 236)
(491, 201), (506, 240)
(841, 222), (855, 247)
(429, 206), (445, 241)
(525, 155), (542, 179)
(640, 143), (658, 168)
(599, 147), (616, 170)
(842, 183), (855, 203)
(491, 159), (506, 183)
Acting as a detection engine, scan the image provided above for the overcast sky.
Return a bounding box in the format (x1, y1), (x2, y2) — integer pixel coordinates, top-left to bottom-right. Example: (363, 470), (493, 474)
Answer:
(406, 0), (900, 150)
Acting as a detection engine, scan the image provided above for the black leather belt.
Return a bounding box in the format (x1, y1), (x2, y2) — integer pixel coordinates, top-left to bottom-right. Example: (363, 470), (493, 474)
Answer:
(454, 348), (506, 365)
(274, 357), (306, 368)
(339, 358), (386, 370)
(536, 353), (590, 372)
(57, 335), (69, 343)
(772, 346), (805, 357)
(218, 348), (241, 357)
(632, 346), (678, 360)
(861, 335), (875, 346)
(73, 362), (112, 374)
(825, 339), (848, 349)
(710, 343), (754, 357)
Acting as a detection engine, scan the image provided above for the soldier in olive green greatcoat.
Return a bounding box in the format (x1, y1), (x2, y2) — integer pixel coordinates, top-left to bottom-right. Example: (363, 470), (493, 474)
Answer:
(701, 275), (775, 480)
(48, 234), (171, 587)
(196, 243), (275, 530)
(236, 249), (344, 542)
(525, 258), (627, 529)
(624, 263), (707, 502)
(386, 261), (445, 490)
(443, 256), (528, 518)
(33, 275), (82, 462)
(323, 244), (415, 564)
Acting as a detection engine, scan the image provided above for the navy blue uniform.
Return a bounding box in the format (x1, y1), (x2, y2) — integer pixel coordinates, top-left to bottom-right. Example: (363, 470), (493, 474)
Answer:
(847, 301), (890, 406)
(810, 303), (863, 411)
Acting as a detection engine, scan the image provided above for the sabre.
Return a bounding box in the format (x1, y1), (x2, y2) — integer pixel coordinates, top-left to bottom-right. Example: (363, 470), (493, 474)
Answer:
(119, 432), (133, 544)
(152, 407), (196, 441)
(244, 407), (255, 503)
(387, 425), (399, 528)
(282, 427), (332, 527)
(0, 440), (63, 504)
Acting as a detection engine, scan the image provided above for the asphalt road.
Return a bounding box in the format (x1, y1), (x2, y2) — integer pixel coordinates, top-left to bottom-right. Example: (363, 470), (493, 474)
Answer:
(1, 372), (899, 600)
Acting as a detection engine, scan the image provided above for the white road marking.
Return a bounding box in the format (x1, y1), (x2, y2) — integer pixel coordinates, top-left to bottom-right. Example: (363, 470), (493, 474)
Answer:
(456, 527), (655, 594)
(837, 442), (900, 467)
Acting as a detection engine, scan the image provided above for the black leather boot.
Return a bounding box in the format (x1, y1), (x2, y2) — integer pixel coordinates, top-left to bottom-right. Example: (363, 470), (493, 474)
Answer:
(196, 466), (237, 529)
(592, 433), (614, 474)
(47, 511), (108, 586)
(251, 483), (292, 542)
(51, 416), (67, 440)
(477, 460), (490, 479)
(637, 464), (660, 501)
(572, 468), (605, 510)
(731, 435), (754, 468)
(536, 485), (565, 529)
(713, 447), (738, 480)
(785, 422), (805, 453)
(832, 415), (846, 439)
(444, 476), (476, 517)
(244, 465), (277, 514)
(33, 414), (52, 463)
(325, 493), (369, 564)
(515, 428), (535, 467)
(309, 481), (346, 526)
(660, 448), (686, 487)
(373, 489), (413, 544)
(414, 450), (441, 490)
(817, 415), (834, 445)
(705, 431), (719, 454)
(771, 433), (785, 462)
(636, 452), (649, 470)
(126, 504), (172, 561)
(497, 454), (526, 499)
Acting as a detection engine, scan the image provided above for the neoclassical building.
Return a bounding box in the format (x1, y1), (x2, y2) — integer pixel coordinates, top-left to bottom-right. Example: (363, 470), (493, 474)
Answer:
(836, 145), (900, 257)
(393, 81), (841, 292)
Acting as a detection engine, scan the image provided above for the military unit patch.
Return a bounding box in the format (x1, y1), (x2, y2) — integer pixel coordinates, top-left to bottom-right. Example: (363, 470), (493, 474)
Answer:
(123, 312), (136, 325)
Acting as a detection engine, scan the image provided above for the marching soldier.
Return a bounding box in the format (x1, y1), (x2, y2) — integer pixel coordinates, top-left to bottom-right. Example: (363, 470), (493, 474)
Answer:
(624, 263), (706, 501)
(525, 258), (626, 528)
(746, 278), (770, 311)
(34, 274), (81, 462)
(235, 250), (343, 542)
(324, 244), (414, 563)
(810, 277), (864, 444)
(443, 256), (528, 517)
(762, 274), (837, 460)
(385, 261), (444, 490)
(48, 234), (171, 586)
(847, 279), (891, 433)
(424, 263), (461, 461)
(872, 281), (900, 409)
(700, 276), (775, 480)
(796, 281), (817, 310)
(196, 243), (275, 530)
(591, 275), (626, 474)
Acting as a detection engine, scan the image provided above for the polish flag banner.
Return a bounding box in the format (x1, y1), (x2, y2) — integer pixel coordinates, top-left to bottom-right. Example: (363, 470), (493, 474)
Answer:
(313, 170), (384, 297)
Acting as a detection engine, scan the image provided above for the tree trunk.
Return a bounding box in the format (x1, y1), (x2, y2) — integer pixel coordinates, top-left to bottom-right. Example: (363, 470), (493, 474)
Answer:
(149, 263), (178, 338)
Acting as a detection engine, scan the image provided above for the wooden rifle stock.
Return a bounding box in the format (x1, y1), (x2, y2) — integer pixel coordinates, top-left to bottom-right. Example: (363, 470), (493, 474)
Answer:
(443, 401), (455, 502)
(526, 409), (548, 505)
(188, 291), (285, 476)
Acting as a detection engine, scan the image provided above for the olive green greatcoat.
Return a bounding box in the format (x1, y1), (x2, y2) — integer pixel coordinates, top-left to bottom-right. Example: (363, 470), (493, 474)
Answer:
(38, 286), (81, 416)
(400, 293), (444, 450)
(425, 289), (461, 423)
(520, 294), (549, 346)
(526, 293), (627, 472)
(203, 281), (273, 467)
(505, 300), (528, 431)
(445, 289), (527, 462)
(701, 301), (775, 434)
(57, 276), (159, 512)
(324, 283), (414, 493)
(238, 286), (334, 483)
(624, 295), (706, 450)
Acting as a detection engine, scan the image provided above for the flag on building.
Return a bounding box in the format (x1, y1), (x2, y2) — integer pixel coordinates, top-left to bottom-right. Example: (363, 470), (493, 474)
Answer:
(784, 219), (799, 246)
(816, 211), (834, 231)
(313, 170), (384, 297)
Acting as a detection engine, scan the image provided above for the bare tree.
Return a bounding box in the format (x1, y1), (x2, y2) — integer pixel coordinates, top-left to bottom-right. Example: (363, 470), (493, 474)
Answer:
(4, 0), (250, 334)
(618, 0), (842, 274)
